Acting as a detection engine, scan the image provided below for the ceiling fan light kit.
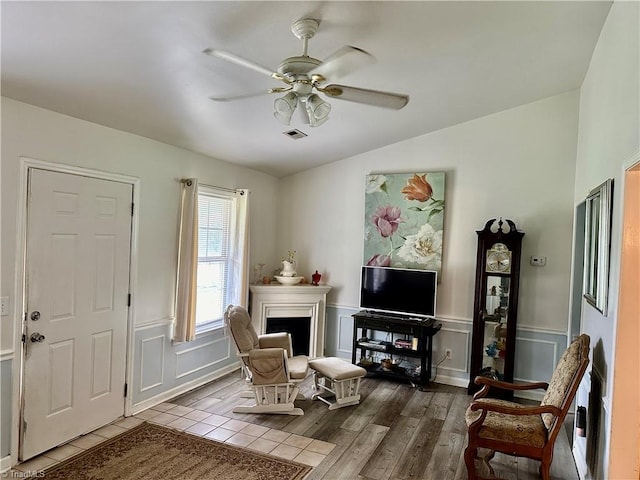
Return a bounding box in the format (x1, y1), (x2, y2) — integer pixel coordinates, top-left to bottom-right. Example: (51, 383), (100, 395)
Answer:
(305, 94), (331, 127)
(274, 92), (298, 125)
(205, 17), (409, 127)
(273, 91), (330, 127)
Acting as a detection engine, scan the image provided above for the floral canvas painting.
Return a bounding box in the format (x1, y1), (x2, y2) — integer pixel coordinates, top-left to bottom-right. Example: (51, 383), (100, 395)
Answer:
(363, 172), (445, 278)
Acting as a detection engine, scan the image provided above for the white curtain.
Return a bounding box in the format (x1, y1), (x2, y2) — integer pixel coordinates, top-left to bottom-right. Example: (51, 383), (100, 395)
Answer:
(174, 178), (198, 343)
(229, 189), (250, 308)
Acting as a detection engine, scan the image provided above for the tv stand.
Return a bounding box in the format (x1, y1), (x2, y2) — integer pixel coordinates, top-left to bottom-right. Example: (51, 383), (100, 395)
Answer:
(351, 311), (442, 387)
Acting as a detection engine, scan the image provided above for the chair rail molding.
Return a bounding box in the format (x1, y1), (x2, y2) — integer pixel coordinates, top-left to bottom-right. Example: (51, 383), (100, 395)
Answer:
(0, 350), (14, 362)
(325, 305), (568, 395)
(134, 316), (175, 332)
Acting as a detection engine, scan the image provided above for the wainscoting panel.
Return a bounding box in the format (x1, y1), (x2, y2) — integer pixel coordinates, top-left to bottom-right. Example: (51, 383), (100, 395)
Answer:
(512, 328), (570, 394)
(1, 359), (12, 458)
(323, 307), (354, 360)
(432, 327), (470, 374)
(337, 314), (354, 357)
(513, 335), (558, 383)
(326, 305), (568, 392)
(132, 321), (239, 407)
(175, 336), (230, 379)
(573, 372), (592, 479)
(414, 318), (472, 387)
(139, 335), (165, 392)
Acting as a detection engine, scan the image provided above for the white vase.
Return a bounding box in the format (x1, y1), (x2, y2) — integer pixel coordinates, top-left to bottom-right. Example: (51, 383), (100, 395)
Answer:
(281, 260), (297, 277)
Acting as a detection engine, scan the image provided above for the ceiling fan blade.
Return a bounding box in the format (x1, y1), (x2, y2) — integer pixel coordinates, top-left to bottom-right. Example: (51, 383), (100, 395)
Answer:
(209, 87), (293, 102)
(310, 46), (376, 81)
(209, 86), (292, 102)
(209, 91), (269, 102)
(203, 48), (282, 80)
(321, 84), (409, 109)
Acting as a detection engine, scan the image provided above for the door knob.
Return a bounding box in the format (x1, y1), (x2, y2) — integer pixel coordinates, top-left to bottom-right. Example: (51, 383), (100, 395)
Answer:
(30, 332), (45, 343)
(30, 311), (40, 321)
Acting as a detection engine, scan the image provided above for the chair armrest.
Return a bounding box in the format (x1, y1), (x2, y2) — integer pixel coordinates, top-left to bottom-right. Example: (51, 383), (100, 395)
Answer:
(470, 399), (562, 418)
(259, 332), (293, 356)
(473, 376), (549, 400)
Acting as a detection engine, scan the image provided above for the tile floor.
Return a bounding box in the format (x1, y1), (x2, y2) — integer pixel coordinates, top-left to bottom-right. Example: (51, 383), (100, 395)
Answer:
(12, 402), (335, 474)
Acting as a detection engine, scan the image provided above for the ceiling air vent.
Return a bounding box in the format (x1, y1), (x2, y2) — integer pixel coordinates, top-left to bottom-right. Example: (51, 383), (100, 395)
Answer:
(283, 129), (307, 140)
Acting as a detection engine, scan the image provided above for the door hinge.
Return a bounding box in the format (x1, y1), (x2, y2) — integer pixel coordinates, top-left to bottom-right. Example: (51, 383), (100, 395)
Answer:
(23, 419), (27, 434)
(131, 202), (134, 216)
(124, 383), (128, 398)
(127, 294), (131, 307)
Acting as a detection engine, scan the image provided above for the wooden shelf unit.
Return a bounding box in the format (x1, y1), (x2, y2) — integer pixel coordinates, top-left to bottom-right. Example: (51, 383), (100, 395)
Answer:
(351, 311), (442, 387)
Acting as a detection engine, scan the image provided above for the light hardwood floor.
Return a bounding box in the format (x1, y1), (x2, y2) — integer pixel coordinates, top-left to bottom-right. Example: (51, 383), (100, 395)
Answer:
(171, 370), (579, 480)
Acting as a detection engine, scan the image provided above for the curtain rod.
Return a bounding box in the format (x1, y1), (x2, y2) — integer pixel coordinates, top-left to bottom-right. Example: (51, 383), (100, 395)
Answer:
(179, 178), (246, 194)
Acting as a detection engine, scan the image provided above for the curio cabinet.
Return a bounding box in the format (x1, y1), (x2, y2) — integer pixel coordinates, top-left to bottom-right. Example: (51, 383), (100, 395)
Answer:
(468, 218), (524, 397)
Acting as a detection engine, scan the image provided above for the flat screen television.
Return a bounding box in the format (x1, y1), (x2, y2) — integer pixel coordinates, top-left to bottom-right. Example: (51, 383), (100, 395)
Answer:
(360, 266), (437, 318)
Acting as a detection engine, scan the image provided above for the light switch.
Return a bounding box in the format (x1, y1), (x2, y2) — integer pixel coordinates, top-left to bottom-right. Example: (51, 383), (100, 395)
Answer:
(530, 256), (547, 266)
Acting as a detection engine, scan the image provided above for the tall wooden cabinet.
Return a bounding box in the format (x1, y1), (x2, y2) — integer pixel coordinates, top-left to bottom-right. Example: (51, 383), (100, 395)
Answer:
(468, 218), (524, 396)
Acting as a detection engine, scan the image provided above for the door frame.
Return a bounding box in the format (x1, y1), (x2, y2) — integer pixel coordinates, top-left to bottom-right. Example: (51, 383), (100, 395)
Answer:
(608, 152), (640, 478)
(10, 157), (140, 466)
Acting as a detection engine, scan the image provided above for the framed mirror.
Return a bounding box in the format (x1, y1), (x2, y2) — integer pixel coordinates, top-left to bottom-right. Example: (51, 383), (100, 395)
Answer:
(583, 178), (613, 315)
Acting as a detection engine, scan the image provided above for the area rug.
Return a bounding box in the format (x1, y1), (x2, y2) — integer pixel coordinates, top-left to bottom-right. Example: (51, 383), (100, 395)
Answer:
(43, 422), (312, 480)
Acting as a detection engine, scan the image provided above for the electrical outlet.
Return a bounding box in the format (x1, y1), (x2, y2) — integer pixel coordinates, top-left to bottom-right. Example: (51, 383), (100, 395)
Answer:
(1, 297), (9, 316)
(445, 348), (452, 360)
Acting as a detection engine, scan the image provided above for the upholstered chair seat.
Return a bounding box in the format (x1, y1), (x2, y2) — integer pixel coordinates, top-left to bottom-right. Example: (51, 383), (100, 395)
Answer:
(464, 398), (548, 448)
(286, 356), (310, 380)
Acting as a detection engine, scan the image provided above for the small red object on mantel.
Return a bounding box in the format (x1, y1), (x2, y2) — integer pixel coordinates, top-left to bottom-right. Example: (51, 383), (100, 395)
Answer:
(311, 270), (322, 286)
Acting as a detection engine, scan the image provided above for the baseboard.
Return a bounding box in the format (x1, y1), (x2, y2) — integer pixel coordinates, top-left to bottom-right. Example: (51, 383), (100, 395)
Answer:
(129, 361), (241, 415)
(1, 455), (12, 473)
(431, 374), (545, 402)
(573, 443), (588, 480)
(330, 345), (547, 398)
(432, 373), (469, 389)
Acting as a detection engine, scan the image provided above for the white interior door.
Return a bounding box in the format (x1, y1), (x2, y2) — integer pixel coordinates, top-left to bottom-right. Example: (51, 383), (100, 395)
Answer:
(21, 168), (133, 460)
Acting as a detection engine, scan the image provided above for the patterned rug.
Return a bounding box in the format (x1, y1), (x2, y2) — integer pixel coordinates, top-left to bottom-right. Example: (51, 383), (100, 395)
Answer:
(43, 422), (312, 480)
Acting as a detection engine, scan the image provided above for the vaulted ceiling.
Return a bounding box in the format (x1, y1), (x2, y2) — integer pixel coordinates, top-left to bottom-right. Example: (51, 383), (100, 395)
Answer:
(1, 1), (611, 177)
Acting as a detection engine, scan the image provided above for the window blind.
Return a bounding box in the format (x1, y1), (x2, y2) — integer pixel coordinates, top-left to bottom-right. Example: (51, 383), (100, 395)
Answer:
(196, 191), (233, 328)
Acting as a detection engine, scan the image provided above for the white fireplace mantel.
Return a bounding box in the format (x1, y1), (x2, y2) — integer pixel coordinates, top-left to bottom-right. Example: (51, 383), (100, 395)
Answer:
(249, 284), (332, 358)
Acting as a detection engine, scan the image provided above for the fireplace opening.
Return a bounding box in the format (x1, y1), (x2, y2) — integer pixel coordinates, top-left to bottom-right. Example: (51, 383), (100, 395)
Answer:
(265, 317), (311, 356)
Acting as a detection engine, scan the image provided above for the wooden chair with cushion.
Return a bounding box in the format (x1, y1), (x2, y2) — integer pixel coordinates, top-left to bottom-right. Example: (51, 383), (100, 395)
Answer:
(464, 334), (590, 480)
(224, 304), (309, 415)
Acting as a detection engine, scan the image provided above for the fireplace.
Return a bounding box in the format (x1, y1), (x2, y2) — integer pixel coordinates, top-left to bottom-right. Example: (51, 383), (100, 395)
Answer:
(249, 284), (332, 358)
(266, 317), (311, 356)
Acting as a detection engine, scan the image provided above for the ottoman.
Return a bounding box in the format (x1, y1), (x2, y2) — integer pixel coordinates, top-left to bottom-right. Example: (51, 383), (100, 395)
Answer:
(308, 357), (367, 410)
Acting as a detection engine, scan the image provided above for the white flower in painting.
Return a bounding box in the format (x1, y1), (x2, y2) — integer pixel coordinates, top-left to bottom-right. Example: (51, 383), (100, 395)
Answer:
(366, 175), (387, 194)
(397, 223), (443, 270)
(364, 226), (373, 242)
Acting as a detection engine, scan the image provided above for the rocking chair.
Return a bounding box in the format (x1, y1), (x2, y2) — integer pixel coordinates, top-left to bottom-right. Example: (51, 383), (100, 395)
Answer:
(464, 334), (590, 480)
(224, 304), (309, 415)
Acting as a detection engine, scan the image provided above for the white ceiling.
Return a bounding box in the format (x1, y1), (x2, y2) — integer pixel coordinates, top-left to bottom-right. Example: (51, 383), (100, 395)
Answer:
(1, 1), (611, 177)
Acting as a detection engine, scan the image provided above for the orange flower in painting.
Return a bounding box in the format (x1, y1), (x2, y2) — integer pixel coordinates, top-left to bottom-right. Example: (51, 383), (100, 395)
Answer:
(401, 174), (433, 202)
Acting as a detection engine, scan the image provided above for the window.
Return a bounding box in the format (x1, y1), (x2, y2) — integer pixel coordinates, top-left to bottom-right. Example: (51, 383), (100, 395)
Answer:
(174, 179), (247, 343)
(196, 188), (236, 331)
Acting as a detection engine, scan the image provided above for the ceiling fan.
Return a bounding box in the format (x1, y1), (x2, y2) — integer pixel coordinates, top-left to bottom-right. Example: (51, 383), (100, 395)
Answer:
(203, 18), (409, 127)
